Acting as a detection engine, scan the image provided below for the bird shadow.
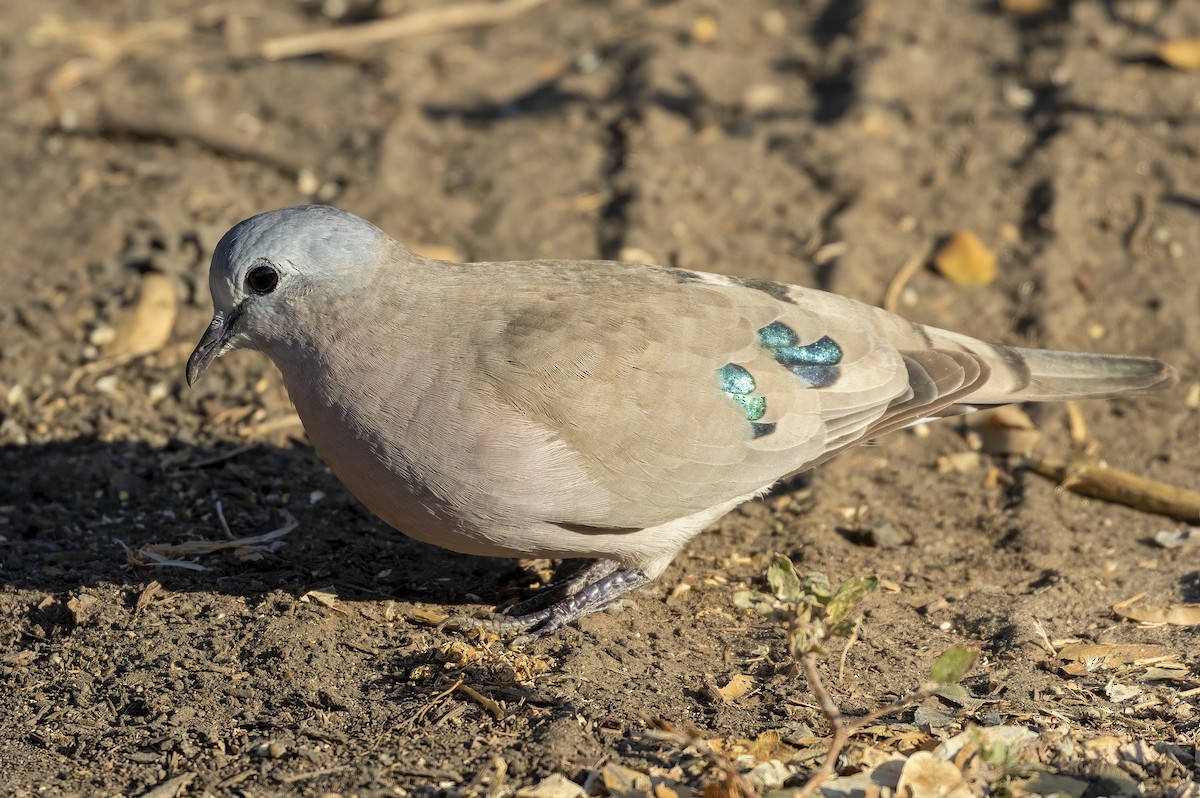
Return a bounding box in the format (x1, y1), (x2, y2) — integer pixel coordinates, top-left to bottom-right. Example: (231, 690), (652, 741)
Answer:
(0, 437), (544, 610)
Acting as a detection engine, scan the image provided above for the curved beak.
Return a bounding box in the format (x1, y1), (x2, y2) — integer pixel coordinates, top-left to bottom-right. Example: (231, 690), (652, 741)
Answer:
(186, 307), (240, 386)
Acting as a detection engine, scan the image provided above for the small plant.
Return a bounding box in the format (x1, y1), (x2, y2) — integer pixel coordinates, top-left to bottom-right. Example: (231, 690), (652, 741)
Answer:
(738, 554), (979, 797)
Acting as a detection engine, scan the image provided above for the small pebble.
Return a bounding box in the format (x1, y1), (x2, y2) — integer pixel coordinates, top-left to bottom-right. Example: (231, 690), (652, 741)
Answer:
(691, 15), (717, 43)
(88, 324), (115, 346)
(761, 9), (786, 36)
(147, 381), (170, 404)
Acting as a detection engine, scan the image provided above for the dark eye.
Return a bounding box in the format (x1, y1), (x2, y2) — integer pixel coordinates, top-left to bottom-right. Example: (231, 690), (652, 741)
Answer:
(246, 264), (279, 294)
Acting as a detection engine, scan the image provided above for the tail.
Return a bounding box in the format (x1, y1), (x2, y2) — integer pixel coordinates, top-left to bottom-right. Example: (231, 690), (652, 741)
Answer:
(940, 331), (1179, 405)
(1000, 347), (1177, 402)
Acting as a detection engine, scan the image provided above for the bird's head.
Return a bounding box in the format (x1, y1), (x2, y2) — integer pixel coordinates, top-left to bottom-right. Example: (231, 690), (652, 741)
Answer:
(186, 205), (389, 386)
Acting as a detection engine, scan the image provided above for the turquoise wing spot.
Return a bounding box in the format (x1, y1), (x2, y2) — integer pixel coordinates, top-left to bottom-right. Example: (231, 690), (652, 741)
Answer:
(717, 363), (774, 438)
(717, 323), (842, 438)
(733, 393), (766, 421)
(718, 362), (756, 395)
(757, 322), (842, 387)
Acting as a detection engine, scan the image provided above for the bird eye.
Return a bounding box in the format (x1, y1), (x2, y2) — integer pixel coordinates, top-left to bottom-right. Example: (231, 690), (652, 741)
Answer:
(246, 264), (279, 294)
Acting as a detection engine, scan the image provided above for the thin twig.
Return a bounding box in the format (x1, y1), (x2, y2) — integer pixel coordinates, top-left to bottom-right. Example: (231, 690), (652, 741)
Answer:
(1125, 191), (1157, 253)
(185, 443), (257, 470)
(1063, 401), (1089, 446)
(454, 682), (505, 720)
(792, 629), (934, 798)
(1026, 455), (1200, 523)
(793, 653), (849, 798)
(214, 499), (234, 539)
(239, 413), (304, 439)
(409, 677), (465, 729)
(262, 0), (552, 60)
(882, 251), (926, 314)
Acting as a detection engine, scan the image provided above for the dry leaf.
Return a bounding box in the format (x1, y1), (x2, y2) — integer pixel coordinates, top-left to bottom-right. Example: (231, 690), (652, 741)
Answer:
(516, 774), (584, 798)
(1081, 736), (1124, 762)
(600, 763), (653, 795)
(933, 230), (997, 287)
(106, 272), (177, 358)
(895, 751), (972, 798)
(717, 674), (755, 703)
(937, 451), (981, 474)
(970, 406), (1041, 455)
(747, 730), (795, 763)
(134, 580), (162, 614)
(1158, 38), (1200, 71)
(1113, 594), (1200, 626)
(1057, 642), (1174, 666)
(407, 607), (450, 626)
(300, 587), (345, 613)
(654, 782), (683, 798)
(1105, 681), (1143, 703)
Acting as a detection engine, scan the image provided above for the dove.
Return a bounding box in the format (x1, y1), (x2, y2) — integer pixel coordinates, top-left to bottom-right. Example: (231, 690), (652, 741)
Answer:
(187, 205), (1177, 638)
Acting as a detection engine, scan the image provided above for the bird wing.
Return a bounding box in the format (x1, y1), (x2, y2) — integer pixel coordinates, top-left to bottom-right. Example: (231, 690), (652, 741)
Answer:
(472, 261), (993, 529)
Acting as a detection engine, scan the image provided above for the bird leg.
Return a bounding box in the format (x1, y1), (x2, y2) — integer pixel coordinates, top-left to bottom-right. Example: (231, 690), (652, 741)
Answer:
(448, 565), (650, 643)
(504, 558), (620, 616)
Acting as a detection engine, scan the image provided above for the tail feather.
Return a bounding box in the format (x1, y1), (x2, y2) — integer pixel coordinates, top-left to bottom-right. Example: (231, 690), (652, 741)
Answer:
(976, 346), (1177, 404)
(908, 321), (1179, 405)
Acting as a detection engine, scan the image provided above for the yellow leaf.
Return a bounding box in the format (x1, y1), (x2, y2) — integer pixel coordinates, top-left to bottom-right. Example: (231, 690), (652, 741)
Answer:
(934, 230), (997, 287)
(1158, 38), (1200, 71)
(717, 674), (755, 704)
(106, 272), (177, 357)
(692, 15), (718, 43)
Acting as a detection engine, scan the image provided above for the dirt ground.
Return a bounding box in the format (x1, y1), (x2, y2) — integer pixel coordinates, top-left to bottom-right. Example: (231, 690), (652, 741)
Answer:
(1, 1), (1198, 796)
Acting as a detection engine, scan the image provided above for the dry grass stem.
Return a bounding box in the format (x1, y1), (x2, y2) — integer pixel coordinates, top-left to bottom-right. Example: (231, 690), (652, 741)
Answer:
(262, 0), (553, 60)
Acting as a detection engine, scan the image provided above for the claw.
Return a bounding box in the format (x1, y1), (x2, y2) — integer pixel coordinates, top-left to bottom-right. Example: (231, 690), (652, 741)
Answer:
(442, 564), (651, 643)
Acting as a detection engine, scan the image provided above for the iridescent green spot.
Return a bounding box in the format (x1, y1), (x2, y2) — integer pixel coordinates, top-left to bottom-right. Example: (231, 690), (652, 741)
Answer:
(757, 321), (800, 348)
(717, 363), (773, 437)
(732, 394), (766, 421)
(756, 323), (843, 387)
(717, 363), (756, 395)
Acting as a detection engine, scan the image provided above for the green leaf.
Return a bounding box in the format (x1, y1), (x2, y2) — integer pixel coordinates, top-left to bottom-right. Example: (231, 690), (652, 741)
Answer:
(788, 626), (822, 656)
(801, 571), (832, 602)
(767, 554), (804, 602)
(929, 646), (980, 685)
(830, 618), (859, 638)
(826, 576), (878, 624)
(732, 590), (777, 615)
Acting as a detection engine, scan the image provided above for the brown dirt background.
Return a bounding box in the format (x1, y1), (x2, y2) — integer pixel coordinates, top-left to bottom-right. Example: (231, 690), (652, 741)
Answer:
(1, 1), (1198, 795)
